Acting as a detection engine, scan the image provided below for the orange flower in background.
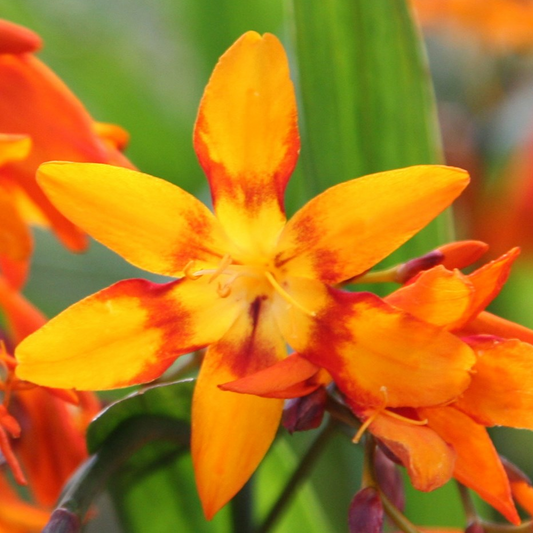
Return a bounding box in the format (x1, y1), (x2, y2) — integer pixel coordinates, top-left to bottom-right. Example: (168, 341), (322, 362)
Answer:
(0, 18), (134, 264)
(15, 32), (475, 518)
(0, 274), (100, 522)
(412, 0), (533, 52)
(225, 246), (533, 524)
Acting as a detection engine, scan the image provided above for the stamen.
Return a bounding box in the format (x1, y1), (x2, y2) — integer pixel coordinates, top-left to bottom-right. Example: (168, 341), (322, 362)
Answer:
(353, 411), (379, 443)
(265, 272), (316, 317)
(208, 254), (232, 284)
(382, 410), (428, 426)
(183, 260), (201, 280)
(217, 281), (232, 298)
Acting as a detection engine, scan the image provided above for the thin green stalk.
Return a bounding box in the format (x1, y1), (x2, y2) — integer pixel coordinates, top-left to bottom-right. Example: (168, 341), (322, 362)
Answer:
(457, 481), (479, 524)
(256, 421), (338, 533)
(231, 478), (255, 533)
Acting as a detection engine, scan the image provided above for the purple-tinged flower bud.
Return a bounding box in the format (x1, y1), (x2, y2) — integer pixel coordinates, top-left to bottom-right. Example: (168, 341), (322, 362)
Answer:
(42, 508), (81, 533)
(395, 251), (444, 284)
(465, 521), (485, 533)
(282, 386), (327, 434)
(374, 445), (405, 511)
(348, 486), (383, 533)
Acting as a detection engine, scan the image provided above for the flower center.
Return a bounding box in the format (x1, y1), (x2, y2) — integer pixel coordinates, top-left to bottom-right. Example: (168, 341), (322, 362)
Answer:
(183, 254), (316, 316)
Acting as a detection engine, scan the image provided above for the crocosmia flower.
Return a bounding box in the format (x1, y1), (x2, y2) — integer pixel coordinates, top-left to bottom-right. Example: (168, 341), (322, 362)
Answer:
(16, 32), (474, 517)
(0, 18), (133, 255)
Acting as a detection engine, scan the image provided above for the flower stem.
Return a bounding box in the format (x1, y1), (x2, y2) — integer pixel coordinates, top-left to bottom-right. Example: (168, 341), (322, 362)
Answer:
(256, 420), (338, 533)
(231, 478), (255, 533)
(457, 481), (478, 524)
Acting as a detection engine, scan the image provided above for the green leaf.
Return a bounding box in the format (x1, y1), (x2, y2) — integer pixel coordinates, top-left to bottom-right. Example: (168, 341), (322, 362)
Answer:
(87, 379), (194, 454)
(289, 0), (453, 261)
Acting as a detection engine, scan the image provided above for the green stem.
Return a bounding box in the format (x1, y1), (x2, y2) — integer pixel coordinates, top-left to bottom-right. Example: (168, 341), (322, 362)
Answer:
(231, 478), (255, 533)
(457, 481), (478, 524)
(256, 421), (338, 533)
(482, 521), (533, 533)
(43, 415), (190, 532)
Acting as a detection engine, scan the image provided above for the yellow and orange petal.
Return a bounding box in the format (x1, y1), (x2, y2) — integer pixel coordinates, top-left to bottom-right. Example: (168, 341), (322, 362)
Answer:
(194, 32), (299, 254)
(275, 281), (474, 411)
(422, 405), (519, 524)
(16, 277), (242, 390)
(274, 166), (469, 284)
(386, 248), (520, 331)
(37, 162), (231, 277)
(192, 301), (286, 518)
(456, 336), (533, 429)
(367, 410), (455, 492)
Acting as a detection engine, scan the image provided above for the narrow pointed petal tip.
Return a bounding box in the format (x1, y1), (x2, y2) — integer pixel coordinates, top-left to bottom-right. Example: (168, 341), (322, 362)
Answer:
(192, 305), (286, 519)
(15, 277), (239, 390)
(275, 165), (470, 284)
(194, 31), (299, 251)
(37, 162), (229, 277)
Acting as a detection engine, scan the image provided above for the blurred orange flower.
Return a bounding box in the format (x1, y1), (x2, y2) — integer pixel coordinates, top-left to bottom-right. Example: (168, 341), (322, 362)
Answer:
(0, 273), (100, 527)
(412, 0), (533, 52)
(0, 18), (134, 272)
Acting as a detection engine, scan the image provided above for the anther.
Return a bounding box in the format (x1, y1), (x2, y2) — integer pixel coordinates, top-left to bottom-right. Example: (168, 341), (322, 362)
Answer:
(183, 260), (201, 280)
(217, 281), (232, 298)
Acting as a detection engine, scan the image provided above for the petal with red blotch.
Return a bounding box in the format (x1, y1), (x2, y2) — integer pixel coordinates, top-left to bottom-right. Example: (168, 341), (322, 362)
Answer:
(0, 275), (45, 343)
(192, 298), (285, 519)
(275, 280), (475, 410)
(38, 162), (232, 277)
(274, 165), (469, 284)
(220, 354), (322, 398)
(461, 311), (533, 344)
(194, 32), (299, 254)
(0, 19), (42, 54)
(386, 266), (473, 328)
(456, 336), (533, 429)
(0, 188), (31, 261)
(422, 406), (519, 525)
(16, 277), (240, 390)
(367, 410), (455, 492)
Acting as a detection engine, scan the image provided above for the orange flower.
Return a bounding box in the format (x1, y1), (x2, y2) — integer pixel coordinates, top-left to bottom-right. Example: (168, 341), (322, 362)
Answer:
(412, 0), (533, 52)
(0, 274), (100, 515)
(361, 248), (533, 524)
(15, 32), (474, 518)
(0, 18), (133, 263)
(225, 247), (533, 524)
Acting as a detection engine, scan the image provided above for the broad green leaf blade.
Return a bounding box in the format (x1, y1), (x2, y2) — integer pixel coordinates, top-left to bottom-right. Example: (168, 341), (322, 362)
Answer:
(290, 0), (454, 261)
(87, 379), (195, 454)
(85, 380), (236, 532)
